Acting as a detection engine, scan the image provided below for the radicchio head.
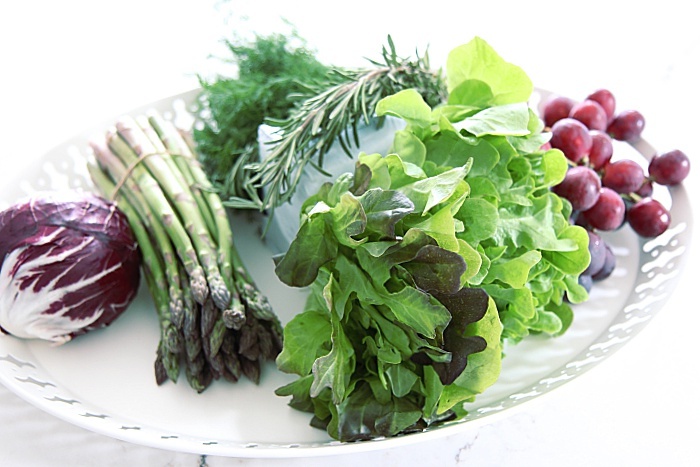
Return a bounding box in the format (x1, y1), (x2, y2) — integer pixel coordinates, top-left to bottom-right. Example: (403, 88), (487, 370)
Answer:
(0, 191), (141, 344)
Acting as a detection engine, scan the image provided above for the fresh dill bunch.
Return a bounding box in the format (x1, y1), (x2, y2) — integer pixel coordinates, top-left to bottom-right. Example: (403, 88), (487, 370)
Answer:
(227, 36), (448, 213)
(194, 31), (330, 198)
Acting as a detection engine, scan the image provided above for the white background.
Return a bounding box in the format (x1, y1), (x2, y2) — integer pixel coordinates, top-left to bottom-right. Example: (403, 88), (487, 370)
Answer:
(1, 1), (699, 465)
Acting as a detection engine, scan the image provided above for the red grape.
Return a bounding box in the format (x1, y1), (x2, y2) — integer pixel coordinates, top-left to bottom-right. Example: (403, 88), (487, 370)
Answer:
(627, 198), (671, 238)
(601, 159), (645, 194)
(578, 274), (593, 292)
(581, 187), (626, 231)
(635, 179), (654, 198)
(570, 99), (608, 131)
(542, 95), (576, 128)
(586, 89), (616, 123)
(583, 230), (607, 276)
(588, 130), (614, 170)
(607, 110), (645, 142)
(542, 87), (689, 292)
(553, 166), (601, 211)
(648, 149), (690, 185)
(592, 243), (616, 281)
(550, 118), (592, 163)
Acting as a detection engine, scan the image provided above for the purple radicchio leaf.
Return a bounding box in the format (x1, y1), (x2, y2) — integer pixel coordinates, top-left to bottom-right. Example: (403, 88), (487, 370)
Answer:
(0, 191), (141, 344)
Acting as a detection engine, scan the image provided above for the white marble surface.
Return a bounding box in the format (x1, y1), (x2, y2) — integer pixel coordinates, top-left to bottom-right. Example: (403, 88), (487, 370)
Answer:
(1, 1), (699, 465)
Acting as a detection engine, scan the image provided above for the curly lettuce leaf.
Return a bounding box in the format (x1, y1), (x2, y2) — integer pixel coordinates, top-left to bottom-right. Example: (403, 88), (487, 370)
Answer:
(276, 309), (331, 376)
(273, 208), (338, 287)
(359, 188), (415, 240)
(438, 293), (502, 412)
(445, 36), (533, 105)
(375, 88), (433, 130)
(455, 103), (531, 137)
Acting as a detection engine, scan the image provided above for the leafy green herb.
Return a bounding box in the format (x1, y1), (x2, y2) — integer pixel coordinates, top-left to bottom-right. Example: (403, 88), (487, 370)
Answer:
(194, 32), (330, 199)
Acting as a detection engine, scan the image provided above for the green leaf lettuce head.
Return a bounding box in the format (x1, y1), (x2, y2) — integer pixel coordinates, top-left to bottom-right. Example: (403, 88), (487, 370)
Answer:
(275, 158), (503, 441)
(273, 36), (590, 442)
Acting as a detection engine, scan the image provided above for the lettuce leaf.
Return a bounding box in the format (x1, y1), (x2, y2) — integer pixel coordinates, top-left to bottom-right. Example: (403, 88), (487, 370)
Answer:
(445, 36), (533, 105)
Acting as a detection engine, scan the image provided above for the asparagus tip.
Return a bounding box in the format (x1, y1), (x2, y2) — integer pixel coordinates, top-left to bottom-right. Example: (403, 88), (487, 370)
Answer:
(223, 304), (246, 330)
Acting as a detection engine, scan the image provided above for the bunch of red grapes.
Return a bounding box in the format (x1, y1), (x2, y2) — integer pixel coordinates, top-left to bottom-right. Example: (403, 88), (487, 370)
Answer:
(541, 89), (690, 290)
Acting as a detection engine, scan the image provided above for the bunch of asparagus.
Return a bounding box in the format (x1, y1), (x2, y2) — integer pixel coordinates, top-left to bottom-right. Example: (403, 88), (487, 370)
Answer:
(87, 112), (283, 392)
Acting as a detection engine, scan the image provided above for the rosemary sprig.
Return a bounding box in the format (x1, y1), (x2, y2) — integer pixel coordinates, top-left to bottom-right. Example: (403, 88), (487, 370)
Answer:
(224, 36), (448, 213)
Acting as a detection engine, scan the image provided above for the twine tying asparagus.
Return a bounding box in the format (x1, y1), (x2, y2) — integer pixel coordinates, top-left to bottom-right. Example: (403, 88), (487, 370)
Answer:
(108, 150), (193, 201)
(109, 151), (156, 201)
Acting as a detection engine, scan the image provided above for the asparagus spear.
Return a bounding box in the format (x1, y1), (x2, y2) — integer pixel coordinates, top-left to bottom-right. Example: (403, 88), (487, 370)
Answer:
(88, 163), (181, 383)
(148, 114), (243, 318)
(87, 110), (284, 392)
(150, 115), (283, 339)
(112, 117), (231, 312)
(91, 140), (187, 327)
(136, 115), (217, 235)
(92, 134), (215, 390)
(92, 136), (210, 305)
